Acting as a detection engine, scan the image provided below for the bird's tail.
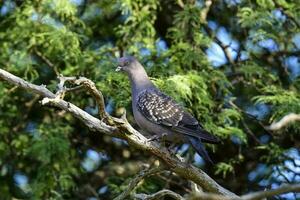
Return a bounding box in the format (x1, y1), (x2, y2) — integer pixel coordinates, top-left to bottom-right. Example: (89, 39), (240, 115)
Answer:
(188, 137), (214, 165)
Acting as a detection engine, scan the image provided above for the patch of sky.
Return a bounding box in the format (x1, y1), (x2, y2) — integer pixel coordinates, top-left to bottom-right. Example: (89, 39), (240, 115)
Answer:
(283, 56), (300, 81)
(0, 0), (15, 16)
(98, 185), (108, 195)
(231, 135), (243, 145)
(112, 137), (128, 146)
(208, 21), (218, 31)
(31, 12), (64, 29)
(69, 0), (84, 6)
(206, 42), (227, 67)
(177, 144), (189, 155)
(246, 30), (271, 53)
(245, 104), (270, 121)
(292, 33), (300, 49)
(271, 183), (297, 200)
(239, 51), (249, 61)
(194, 152), (205, 166)
(25, 121), (39, 138)
(272, 9), (286, 22)
(225, 0), (242, 6)
(105, 99), (114, 115)
(258, 179), (269, 187)
(195, 0), (204, 7)
(140, 48), (151, 57)
(85, 105), (98, 116)
(252, 148), (300, 199)
(259, 134), (270, 144)
(81, 149), (109, 172)
(156, 39), (168, 54)
(272, 166), (293, 182)
(14, 172), (31, 193)
(248, 163), (268, 182)
(206, 26), (239, 67)
(81, 6), (102, 21)
(284, 148), (300, 173)
(258, 38), (278, 52)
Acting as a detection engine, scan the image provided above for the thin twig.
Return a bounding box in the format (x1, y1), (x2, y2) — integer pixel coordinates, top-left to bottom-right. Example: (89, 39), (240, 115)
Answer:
(241, 120), (261, 144)
(34, 48), (59, 75)
(228, 100), (271, 135)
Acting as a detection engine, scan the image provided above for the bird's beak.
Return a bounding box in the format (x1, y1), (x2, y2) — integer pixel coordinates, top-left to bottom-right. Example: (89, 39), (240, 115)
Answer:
(115, 66), (122, 72)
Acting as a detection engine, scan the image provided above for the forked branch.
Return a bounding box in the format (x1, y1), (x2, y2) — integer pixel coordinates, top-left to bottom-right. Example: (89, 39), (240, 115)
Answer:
(0, 68), (236, 197)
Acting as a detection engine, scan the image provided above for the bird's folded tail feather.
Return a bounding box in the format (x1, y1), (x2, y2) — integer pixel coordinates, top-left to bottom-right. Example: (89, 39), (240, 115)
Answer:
(188, 137), (214, 165)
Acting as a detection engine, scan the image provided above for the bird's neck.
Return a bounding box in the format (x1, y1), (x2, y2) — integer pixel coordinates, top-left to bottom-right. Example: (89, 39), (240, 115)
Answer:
(128, 67), (154, 100)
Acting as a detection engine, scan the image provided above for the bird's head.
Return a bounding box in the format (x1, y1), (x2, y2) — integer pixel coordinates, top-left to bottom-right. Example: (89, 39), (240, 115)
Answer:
(115, 56), (140, 73)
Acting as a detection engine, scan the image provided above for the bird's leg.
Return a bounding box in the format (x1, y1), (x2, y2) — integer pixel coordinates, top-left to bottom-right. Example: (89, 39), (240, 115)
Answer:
(146, 135), (161, 142)
(167, 144), (179, 156)
(160, 133), (168, 149)
(146, 133), (168, 148)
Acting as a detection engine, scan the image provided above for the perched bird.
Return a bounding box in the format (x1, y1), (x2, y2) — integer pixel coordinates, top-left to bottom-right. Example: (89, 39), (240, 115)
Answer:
(116, 56), (219, 164)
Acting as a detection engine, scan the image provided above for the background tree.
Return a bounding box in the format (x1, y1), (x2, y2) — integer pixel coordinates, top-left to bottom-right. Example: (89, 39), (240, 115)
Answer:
(0, 0), (299, 199)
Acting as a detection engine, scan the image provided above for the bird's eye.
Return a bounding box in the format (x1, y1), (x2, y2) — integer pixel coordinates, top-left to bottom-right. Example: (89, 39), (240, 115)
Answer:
(125, 61), (129, 65)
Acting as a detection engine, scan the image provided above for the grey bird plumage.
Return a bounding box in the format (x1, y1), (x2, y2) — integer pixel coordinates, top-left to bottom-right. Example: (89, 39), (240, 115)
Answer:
(116, 56), (220, 164)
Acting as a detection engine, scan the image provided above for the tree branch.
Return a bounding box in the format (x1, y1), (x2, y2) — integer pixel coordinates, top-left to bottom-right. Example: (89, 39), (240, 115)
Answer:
(266, 113), (300, 131)
(134, 189), (185, 200)
(33, 48), (59, 75)
(200, 0), (212, 23)
(0, 68), (236, 197)
(114, 165), (164, 200)
(188, 183), (300, 200)
(241, 183), (300, 200)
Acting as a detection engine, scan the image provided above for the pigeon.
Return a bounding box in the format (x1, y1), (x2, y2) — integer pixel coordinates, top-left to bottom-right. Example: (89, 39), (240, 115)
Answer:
(116, 56), (220, 164)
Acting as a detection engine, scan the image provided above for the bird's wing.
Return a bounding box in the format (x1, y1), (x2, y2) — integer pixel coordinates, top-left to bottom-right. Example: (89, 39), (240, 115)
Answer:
(137, 89), (219, 143)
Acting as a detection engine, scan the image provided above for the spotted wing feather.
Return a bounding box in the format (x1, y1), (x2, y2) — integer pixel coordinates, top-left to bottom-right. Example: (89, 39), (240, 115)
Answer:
(137, 89), (183, 126)
(137, 89), (219, 143)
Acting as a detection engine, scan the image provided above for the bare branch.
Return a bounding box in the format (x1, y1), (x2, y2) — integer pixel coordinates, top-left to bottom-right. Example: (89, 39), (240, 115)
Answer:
(266, 113), (300, 131)
(188, 184), (300, 200)
(188, 192), (234, 200)
(177, 0), (185, 8)
(114, 165), (164, 200)
(200, 0), (212, 23)
(0, 68), (236, 197)
(134, 189), (185, 200)
(0, 68), (115, 134)
(56, 76), (110, 120)
(241, 183), (300, 200)
(0, 69), (55, 98)
(33, 48), (59, 75)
